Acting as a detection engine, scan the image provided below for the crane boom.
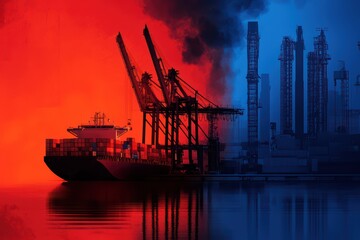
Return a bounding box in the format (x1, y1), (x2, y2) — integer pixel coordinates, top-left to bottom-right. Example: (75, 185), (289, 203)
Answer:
(116, 32), (146, 111)
(116, 32), (162, 113)
(167, 68), (188, 99)
(143, 25), (171, 106)
(140, 72), (162, 108)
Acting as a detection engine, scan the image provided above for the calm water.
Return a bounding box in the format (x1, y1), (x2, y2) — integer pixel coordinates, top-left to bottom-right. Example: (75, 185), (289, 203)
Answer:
(1, 181), (360, 240)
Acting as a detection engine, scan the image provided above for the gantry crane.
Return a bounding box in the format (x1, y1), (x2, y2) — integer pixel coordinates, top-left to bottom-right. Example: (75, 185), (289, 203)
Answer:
(117, 26), (244, 173)
(116, 32), (162, 145)
(143, 25), (199, 165)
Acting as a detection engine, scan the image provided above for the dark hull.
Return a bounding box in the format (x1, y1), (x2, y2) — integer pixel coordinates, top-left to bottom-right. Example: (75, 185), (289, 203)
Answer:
(44, 156), (171, 181)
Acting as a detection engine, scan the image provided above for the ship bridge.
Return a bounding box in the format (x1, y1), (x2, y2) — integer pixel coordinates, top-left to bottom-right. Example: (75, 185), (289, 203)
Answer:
(67, 112), (131, 139)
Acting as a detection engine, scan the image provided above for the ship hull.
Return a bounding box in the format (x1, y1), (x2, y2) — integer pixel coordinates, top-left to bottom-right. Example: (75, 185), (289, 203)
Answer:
(44, 156), (171, 181)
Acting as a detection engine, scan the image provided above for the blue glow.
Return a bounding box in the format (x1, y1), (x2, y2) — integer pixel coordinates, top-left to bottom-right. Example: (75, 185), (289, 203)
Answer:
(227, 0), (360, 140)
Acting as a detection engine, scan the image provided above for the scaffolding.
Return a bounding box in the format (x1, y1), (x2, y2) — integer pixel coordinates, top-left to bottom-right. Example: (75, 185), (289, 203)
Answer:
(279, 37), (295, 135)
(334, 63), (349, 133)
(246, 21), (259, 167)
(307, 30), (331, 137)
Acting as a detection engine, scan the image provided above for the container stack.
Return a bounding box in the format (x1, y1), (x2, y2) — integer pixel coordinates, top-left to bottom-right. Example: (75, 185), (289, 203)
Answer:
(46, 138), (169, 163)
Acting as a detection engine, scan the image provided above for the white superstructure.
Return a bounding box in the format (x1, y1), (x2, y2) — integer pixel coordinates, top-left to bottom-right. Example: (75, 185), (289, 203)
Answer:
(67, 112), (131, 139)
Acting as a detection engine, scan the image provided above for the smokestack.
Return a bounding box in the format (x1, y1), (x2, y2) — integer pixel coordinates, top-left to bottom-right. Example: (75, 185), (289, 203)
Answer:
(279, 36), (295, 135)
(295, 26), (304, 139)
(246, 21), (259, 164)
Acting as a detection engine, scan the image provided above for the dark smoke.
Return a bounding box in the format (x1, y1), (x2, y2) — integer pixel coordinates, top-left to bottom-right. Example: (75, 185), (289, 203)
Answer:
(142, 0), (268, 99)
(183, 36), (205, 64)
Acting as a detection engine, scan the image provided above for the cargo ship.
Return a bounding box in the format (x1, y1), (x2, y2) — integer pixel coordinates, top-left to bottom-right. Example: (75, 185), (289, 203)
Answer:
(44, 112), (171, 180)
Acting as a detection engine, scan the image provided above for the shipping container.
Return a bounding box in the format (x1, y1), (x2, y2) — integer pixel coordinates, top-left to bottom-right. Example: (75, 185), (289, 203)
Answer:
(45, 137), (168, 160)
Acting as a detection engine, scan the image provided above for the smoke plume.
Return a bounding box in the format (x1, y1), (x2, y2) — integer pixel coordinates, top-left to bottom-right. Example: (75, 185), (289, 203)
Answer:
(142, 0), (268, 99)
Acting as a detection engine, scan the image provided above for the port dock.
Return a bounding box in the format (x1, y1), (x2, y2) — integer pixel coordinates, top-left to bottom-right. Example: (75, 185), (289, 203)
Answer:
(149, 173), (360, 182)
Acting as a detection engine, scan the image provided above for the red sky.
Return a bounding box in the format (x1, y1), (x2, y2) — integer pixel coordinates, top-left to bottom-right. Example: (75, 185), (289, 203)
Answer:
(0, 0), (211, 185)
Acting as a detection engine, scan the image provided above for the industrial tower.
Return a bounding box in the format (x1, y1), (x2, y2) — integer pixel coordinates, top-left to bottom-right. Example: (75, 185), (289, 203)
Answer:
(246, 21), (259, 167)
(295, 26), (304, 139)
(279, 37), (295, 135)
(260, 74), (270, 143)
(333, 63), (349, 133)
(307, 30), (331, 137)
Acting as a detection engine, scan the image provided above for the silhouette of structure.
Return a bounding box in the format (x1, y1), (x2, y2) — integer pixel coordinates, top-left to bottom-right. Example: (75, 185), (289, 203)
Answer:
(117, 26), (243, 173)
(295, 26), (304, 139)
(279, 37), (295, 135)
(246, 21), (260, 167)
(260, 74), (270, 143)
(333, 63), (349, 133)
(307, 30), (331, 137)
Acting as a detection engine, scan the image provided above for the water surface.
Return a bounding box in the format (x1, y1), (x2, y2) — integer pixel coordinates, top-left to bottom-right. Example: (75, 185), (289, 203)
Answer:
(1, 181), (360, 240)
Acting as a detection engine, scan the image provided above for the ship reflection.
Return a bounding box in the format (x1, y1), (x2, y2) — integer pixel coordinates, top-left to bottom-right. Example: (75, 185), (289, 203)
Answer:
(47, 181), (205, 239)
(47, 181), (360, 240)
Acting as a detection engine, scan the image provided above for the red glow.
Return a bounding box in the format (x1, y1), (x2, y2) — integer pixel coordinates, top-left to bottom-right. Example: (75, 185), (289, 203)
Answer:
(0, 0), (212, 185)
(0, 182), (207, 239)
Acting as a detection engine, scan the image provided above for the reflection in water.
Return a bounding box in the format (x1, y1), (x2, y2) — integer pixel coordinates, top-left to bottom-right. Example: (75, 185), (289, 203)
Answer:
(48, 181), (204, 239)
(47, 181), (360, 240)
